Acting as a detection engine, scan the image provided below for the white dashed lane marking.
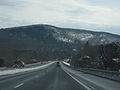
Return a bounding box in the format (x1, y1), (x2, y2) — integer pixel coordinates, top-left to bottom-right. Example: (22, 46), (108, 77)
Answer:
(14, 83), (24, 88)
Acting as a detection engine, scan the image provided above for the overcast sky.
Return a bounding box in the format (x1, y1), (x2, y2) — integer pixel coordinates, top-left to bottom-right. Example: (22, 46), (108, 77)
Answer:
(0, 0), (120, 34)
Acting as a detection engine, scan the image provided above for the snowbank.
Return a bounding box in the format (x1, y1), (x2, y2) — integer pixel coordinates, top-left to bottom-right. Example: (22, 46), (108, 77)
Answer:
(62, 61), (70, 66)
(0, 61), (55, 76)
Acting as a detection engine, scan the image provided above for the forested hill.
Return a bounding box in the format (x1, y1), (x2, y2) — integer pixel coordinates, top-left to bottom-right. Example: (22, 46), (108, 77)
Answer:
(0, 24), (120, 66)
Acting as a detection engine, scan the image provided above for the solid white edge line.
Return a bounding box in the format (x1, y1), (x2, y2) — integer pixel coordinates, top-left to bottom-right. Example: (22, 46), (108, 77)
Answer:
(14, 83), (24, 88)
(62, 69), (92, 90)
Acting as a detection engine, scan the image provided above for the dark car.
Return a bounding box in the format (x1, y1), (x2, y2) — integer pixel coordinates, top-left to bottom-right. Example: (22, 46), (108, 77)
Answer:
(57, 61), (60, 66)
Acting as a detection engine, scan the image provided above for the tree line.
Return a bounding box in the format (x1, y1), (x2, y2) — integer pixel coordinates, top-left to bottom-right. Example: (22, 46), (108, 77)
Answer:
(72, 41), (120, 71)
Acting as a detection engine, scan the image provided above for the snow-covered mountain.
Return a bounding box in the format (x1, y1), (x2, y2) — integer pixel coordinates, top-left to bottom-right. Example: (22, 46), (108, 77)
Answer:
(0, 24), (120, 51)
(52, 27), (120, 45)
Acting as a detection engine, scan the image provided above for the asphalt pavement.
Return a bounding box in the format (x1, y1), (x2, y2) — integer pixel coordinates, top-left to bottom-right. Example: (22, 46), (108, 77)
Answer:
(0, 62), (120, 90)
(0, 62), (87, 90)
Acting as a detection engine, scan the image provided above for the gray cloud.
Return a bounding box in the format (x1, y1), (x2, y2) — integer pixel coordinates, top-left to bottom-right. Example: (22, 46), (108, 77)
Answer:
(0, 0), (120, 34)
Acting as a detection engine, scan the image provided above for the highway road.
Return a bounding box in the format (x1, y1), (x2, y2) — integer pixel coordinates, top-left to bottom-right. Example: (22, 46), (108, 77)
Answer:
(0, 62), (120, 90)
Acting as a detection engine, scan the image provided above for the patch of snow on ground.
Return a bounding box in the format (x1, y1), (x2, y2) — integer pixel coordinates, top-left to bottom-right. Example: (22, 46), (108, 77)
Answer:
(62, 61), (70, 66)
(0, 62), (55, 76)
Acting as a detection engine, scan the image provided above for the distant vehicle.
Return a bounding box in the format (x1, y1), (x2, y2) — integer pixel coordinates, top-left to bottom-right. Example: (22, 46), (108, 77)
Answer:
(57, 61), (60, 66)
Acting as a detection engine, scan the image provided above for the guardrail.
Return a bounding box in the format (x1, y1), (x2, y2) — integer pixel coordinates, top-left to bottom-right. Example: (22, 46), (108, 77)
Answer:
(62, 62), (120, 82)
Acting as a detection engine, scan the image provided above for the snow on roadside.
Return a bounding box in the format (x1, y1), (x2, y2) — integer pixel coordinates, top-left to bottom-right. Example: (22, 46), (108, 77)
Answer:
(62, 61), (70, 66)
(0, 61), (55, 76)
